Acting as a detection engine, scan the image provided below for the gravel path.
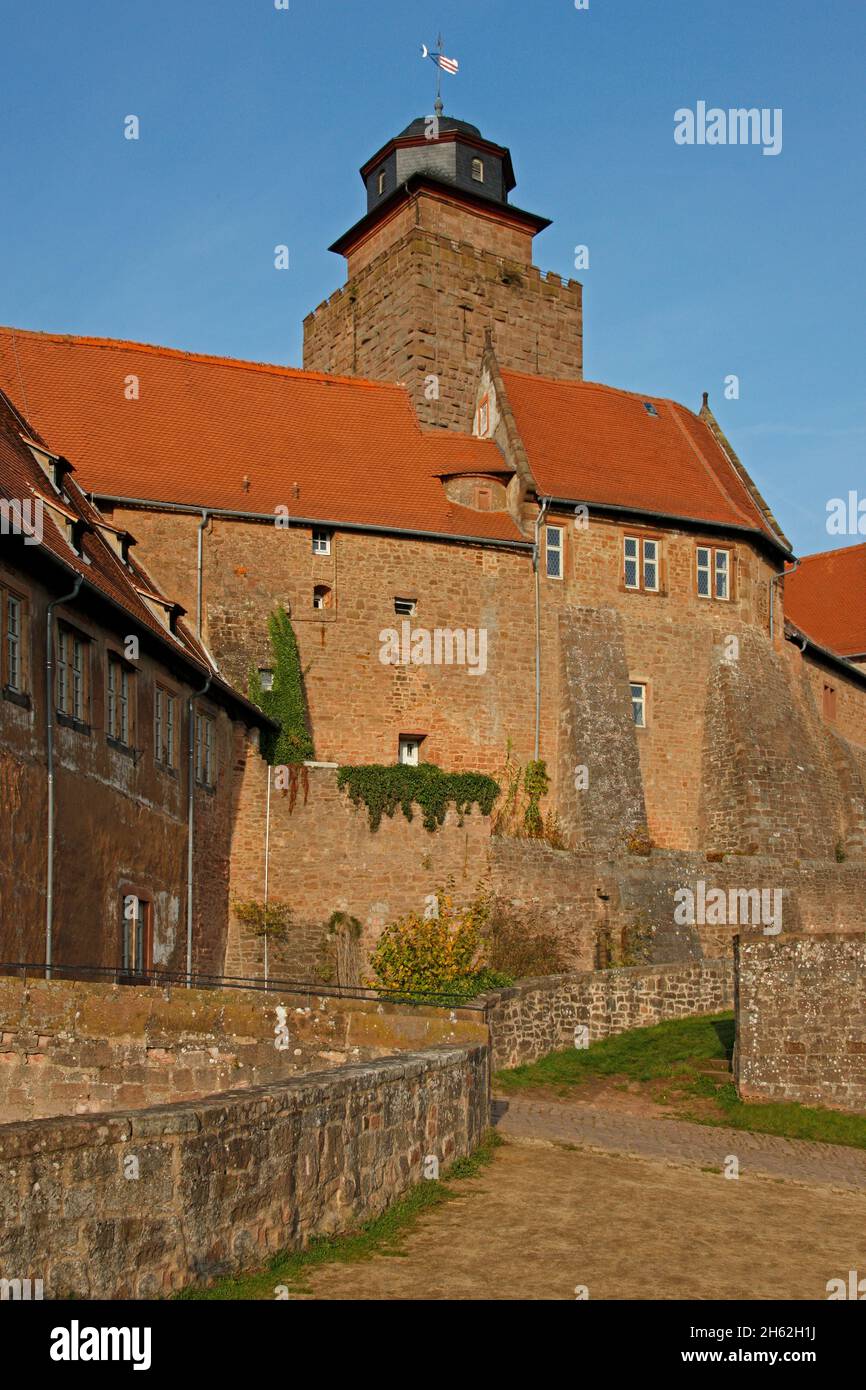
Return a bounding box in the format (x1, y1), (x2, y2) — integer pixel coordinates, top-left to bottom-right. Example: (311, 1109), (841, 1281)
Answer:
(492, 1096), (866, 1189)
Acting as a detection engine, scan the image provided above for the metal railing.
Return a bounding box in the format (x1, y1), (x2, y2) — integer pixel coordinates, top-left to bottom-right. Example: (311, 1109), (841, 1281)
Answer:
(0, 960), (488, 1011)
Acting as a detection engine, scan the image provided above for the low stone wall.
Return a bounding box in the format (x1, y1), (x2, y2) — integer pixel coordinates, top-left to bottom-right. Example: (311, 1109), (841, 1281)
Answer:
(0, 974), (486, 1122)
(735, 932), (866, 1113)
(0, 1042), (489, 1299)
(483, 959), (734, 1070)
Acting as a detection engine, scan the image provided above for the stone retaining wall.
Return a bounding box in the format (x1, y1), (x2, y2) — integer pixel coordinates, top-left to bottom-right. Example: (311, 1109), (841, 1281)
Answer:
(0, 974), (486, 1122)
(483, 959), (734, 1070)
(735, 931), (866, 1113)
(0, 1043), (489, 1299)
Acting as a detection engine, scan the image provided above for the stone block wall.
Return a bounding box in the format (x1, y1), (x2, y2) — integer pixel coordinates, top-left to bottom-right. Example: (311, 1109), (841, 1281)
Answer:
(0, 1043), (489, 1298)
(0, 974), (486, 1123)
(735, 931), (866, 1113)
(482, 959), (734, 1070)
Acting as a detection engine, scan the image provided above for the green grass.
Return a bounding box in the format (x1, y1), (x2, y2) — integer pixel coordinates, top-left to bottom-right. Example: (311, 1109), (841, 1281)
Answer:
(495, 1011), (866, 1151)
(494, 1012), (734, 1091)
(175, 1129), (503, 1301)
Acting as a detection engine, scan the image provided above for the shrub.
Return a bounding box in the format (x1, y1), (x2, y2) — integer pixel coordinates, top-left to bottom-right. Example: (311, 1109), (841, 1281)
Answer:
(232, 899), (293, 943)
(367, 889), (511, 1003)
(482, 897), (567, 979)
(336, 763), (499, 833)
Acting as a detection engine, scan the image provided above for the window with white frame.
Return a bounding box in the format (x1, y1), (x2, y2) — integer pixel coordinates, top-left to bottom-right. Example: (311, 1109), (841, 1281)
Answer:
(107, 653), (131, 744)
(398, 735), (423, 766)
(696, 546), (731, 601)
(624, 535), (660, 592)
(630, 682), (647, 728)
(312, 529), (331, 556)
(476, 395), (490, 437)
(546, 525), (563, 579)
(471, 158), (484, 183)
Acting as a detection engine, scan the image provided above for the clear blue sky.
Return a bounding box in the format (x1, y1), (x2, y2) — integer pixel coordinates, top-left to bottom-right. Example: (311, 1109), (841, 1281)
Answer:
(2, 0), (863, 557)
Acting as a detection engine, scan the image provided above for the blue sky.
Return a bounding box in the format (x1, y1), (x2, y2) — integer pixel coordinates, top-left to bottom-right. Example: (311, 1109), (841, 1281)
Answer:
(1, 0), (863, 557)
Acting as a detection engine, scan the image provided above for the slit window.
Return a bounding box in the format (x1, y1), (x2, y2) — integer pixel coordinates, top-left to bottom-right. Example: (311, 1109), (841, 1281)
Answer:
(823, 683), (837, 722)
(471, 158), (484, 183)
(630, 682), (647, 728)
(377, 167), (386, 195)
(546, 525), (563, 579)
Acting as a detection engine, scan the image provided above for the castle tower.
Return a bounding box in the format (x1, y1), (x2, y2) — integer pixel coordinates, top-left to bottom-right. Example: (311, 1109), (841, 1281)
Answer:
(302, 112), (583, 430)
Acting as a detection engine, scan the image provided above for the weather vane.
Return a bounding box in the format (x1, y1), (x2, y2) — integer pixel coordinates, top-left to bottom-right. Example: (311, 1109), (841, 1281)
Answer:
(420, 33), (459, 117)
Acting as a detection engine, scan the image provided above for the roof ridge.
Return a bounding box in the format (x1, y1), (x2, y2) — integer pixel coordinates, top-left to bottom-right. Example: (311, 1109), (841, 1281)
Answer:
(498, 367), (701, 414)
(0, 325), (409, 394)
(796, 541), (866, 562)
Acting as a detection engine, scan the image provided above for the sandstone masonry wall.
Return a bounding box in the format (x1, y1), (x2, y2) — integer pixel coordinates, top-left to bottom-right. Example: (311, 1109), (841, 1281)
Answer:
(735, 931), (866, 1113)
(0, 1043), (489, 1298)
(483, 959), (734, 1070)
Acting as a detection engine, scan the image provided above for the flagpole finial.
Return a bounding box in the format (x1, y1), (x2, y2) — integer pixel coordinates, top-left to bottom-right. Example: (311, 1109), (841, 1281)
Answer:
(434, 94), (444, 117)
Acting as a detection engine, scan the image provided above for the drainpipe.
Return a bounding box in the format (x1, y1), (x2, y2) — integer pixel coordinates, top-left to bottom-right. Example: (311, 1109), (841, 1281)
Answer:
(263, 761), (272, 988)
(45, 574), (83, 978)
(769, 557), (800, 644)
(186, 673), (212, 986)
(196, 510), (209, 639)
(533, 499), (551, 760)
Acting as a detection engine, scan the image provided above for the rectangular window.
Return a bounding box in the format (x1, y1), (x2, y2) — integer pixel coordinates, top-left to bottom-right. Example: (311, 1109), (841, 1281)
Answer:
(394, 598), (416, 616)
(312, 529), (331, 556)
(57, 626), (89, 723)
(196, 712), (216, 787)
(120, 893), (152, 981)
(5, 593), (23, 692)
(624, 536), (639, 590)
(398, 735), (422, 766)
(546, 525), (563, 579)
(643, 539), (659, 592)
(107, 654), (132, 745)
(696, 546), (711, 599)
(696, 546), (732, 600)
(624, 535), (661, 593)
(154, 685), (177, 769)
(630, 682), (647, 728)
(476, 396), (490, 437)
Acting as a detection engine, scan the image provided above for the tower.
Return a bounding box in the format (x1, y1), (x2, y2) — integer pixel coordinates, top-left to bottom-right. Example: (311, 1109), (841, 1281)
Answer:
(303, 112), (583, 430)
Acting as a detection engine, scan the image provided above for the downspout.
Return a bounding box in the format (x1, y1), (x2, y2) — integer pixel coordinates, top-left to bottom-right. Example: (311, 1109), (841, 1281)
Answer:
(263, 762), (272, 988)
(769, 557), (799, 644)
(186, 673), (212, 986)
(533, 499), (551, 760)
(45, 574), (83, 978)
(196, 510), (209, 639)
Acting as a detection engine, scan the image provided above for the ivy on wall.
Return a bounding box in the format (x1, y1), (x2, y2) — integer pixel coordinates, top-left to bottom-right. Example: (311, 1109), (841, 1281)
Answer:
(249, 606), (315, 765)
(336, 763), (500, 833)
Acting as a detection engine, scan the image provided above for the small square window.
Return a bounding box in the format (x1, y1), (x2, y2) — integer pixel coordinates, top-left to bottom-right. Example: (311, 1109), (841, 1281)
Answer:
(394, 598), (416, 616)
(546, 525), (563, 579)
(643, 401), (659, 417)
(312, 529), (331, 556)
(258, 668), (274, 691)
(630, 682), (647, 728)
(398, 735), (423, 766)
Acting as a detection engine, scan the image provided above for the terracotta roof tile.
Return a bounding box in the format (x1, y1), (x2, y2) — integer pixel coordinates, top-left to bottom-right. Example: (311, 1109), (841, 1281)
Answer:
(785, 543), (866, 659)
(0, 328), (524, 546)
(498, 368), (783, 544)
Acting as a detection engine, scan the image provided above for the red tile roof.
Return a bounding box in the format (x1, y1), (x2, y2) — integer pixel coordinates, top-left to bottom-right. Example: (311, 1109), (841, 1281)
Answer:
(498, 369), (785, 546)
(0, 388), (271, 724)
(785, 544), (866, 659)
(0, 328), (523, 546)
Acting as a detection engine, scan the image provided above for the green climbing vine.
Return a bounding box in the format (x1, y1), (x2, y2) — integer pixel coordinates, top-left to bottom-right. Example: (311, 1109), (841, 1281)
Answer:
(336, 763), (500, 833)
(248, 606), (315, 765)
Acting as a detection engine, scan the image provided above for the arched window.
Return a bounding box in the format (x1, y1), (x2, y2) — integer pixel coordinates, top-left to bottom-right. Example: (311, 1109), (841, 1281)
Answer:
(471, 158), (484, 183)
(313, 584), (332, 610)
(377, 167), (386, 195)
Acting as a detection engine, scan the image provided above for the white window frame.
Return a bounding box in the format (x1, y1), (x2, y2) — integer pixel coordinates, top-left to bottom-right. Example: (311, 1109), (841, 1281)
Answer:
(398, 736), (421, 767)
(642, 538), (659, 593)
(696, 546), (712, 599)
(714, 549), (730, 601)
(471, 158), (484, 183)
(696, 546), (731, 601)
(312, 529), (331, 556)
(545, 525), (564, 580)
(394, 598), (416, 616)
(630, 682), (647, 729)
(624, 536), (640, 590)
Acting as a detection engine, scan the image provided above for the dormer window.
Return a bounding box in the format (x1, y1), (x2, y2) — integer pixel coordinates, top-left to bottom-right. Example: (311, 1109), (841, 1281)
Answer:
(643, 402), (659, 418)
(471, 158), (484, 183)
(377, 167), (386, 195)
